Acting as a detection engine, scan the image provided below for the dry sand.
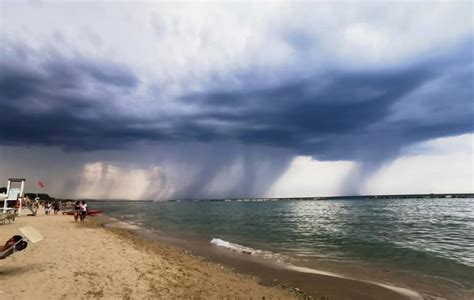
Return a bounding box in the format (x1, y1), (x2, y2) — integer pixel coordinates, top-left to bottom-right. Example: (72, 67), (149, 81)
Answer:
(0, 214), (293, 299)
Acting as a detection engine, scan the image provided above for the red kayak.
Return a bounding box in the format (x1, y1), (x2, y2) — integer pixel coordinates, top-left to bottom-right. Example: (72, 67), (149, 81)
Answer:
(63, 209), (102, 216)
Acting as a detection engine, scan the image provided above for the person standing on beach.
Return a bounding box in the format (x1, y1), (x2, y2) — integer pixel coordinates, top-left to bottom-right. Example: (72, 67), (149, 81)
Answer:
(79, 200), (87, 221)
(53, 201), (60, 215)
(44, 202), (51, 215)
(74, 200), (81, 222)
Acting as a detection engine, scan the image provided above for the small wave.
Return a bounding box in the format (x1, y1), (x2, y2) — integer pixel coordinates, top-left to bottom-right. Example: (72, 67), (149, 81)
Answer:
(210, 238), (286, 262)
(210, 238), (256, 254)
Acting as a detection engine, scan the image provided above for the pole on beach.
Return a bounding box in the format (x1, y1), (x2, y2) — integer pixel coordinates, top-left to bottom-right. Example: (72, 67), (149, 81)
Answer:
(37, 180), (45, 200)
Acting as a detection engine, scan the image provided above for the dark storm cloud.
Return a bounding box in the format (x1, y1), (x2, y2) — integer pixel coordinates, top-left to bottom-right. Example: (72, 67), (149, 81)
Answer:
(0, 40), (472, 163)
(0, 51), (151, 150)
(180, 47), (473, 161)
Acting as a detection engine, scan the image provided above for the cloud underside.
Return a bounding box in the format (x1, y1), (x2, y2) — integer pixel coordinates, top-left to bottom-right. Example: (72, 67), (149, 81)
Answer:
(1, 40), (472, 163)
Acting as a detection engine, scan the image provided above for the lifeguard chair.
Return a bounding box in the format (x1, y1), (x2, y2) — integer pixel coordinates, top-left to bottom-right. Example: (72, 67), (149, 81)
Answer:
(2, 178), (26, 216)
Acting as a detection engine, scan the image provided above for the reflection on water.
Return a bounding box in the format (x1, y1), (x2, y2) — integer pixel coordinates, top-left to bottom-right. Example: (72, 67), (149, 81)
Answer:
(93, 198), (474, 288)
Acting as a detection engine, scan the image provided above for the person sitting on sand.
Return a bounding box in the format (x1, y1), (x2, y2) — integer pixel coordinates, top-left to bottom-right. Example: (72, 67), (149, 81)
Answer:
(0, 235), (28, 259)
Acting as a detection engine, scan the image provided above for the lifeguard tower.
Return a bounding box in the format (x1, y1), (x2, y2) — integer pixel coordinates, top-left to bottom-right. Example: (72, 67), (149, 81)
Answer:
(2, 178), (26, 216)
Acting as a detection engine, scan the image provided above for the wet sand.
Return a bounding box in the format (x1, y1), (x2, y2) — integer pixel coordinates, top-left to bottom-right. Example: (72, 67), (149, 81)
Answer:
(132, 224), (425, 300)
(0, 213), (442, 299)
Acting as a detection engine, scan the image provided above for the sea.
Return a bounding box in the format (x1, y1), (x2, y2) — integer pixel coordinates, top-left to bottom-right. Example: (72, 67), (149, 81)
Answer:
(91, 198), (474, 298)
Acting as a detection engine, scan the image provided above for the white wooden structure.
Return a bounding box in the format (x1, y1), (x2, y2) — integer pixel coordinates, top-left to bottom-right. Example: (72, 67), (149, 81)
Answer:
(2, 178), (25, 216)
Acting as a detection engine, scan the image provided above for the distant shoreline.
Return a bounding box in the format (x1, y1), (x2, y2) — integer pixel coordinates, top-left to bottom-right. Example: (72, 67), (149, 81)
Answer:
(76, 192), (474, 202)
(169, 192), (474, 202)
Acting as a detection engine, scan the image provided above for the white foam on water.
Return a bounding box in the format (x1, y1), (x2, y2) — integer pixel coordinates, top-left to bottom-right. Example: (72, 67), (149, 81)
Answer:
(210, 238), (287, 262)
(210, 238), (255, 254)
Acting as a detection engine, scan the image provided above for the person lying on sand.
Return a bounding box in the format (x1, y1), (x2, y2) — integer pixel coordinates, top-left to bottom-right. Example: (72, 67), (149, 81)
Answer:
(0, 235), (28, 259)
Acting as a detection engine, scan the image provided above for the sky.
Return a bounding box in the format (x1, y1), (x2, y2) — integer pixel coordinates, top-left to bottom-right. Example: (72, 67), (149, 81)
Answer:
(0, 1), (473, 200)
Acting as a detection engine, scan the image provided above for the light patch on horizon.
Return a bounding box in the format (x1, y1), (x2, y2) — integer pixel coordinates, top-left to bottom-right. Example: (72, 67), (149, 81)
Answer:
(76, 162), (167, 200)
(268, 157), (355, 198)
(363, 134), (474, 195)
(268, 134), (473, 197)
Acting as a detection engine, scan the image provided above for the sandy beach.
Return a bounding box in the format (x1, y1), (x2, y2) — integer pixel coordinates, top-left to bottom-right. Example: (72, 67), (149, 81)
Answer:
(0, 214), (293, 299)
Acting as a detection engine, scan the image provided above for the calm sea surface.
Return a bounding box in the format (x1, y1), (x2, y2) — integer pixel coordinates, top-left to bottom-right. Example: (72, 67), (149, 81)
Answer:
(91, 198), (474, 289)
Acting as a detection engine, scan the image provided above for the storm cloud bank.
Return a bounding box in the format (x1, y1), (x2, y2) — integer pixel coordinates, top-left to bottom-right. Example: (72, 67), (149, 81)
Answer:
(2, 41), (472, 153)
(0, 2), (472, 198)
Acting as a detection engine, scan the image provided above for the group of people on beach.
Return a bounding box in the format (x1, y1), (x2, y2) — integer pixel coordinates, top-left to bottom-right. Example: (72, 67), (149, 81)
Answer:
(13, 197), (89, 221)
(43, 201), (61, 215)
(73, 200), (87, 222)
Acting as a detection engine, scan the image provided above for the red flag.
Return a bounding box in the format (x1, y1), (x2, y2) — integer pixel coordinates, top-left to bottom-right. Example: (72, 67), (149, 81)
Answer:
(38, 180), (44, 188)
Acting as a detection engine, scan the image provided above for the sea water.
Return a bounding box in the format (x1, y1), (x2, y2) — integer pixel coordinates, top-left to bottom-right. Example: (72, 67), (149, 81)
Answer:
(91, 198), (474, 291)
